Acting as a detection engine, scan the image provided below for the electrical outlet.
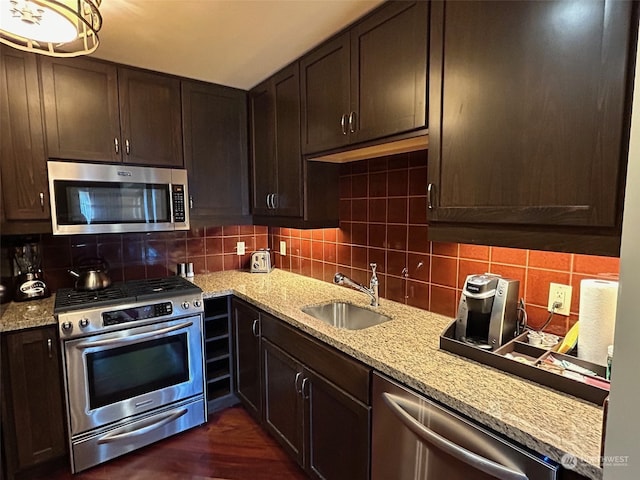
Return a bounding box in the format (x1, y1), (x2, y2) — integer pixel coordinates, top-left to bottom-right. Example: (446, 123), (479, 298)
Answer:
(280, 241), (286, 256)
(236, 241), (245, 255)
(547, 283), (572, 316)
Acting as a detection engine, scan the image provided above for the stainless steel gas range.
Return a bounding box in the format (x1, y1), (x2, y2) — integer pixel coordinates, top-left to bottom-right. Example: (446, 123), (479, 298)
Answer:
(54, 276), (206, 473)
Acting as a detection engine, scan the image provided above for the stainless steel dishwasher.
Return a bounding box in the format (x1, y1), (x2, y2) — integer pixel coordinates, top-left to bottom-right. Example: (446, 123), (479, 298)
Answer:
(372, 373), (559, 480)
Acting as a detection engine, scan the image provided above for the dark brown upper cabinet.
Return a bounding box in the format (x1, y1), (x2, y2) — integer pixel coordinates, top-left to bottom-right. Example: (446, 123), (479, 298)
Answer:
(0, 47), (49, 221)
(427, 0), (637, 256)
(118, 68), (183, 167)
(41, 57), (120, 163)
(250, 63), (303, 218)
(250, 63), (340, 227)
(41, 58), (183, 167)
(300, 0), (428, 155)
(182, 80), (250, 224)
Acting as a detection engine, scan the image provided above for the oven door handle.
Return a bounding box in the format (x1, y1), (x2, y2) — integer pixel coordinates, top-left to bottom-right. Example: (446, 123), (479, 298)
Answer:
(96, 407), (188, 444)
(74, 321), (194, 349)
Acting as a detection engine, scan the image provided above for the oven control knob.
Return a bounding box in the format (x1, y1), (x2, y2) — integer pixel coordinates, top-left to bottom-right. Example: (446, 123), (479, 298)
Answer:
(79, 318), (90, 328)
(182, 301), (190, 310)
(61, 321), (73, 331)
(193, 299), (202, 308)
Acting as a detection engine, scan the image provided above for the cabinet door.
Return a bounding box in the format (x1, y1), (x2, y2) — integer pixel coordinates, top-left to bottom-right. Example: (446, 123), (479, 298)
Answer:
(273, 63), (303, 218)
(262, 338), (305, 467)
(182, 81), (249, 220)
(250, 79), (277, 216)
(41, 57), (121, 162)
(305, 369), (370, 480)
(300, 33), (351, 155)
(428, 0), (634, 228)
(2, 326), (66, 472)
(231, 299), (262, 420)
(0, 47), (49, 220)
(350, 0), (428, 144)
(118, 68), (183, 167)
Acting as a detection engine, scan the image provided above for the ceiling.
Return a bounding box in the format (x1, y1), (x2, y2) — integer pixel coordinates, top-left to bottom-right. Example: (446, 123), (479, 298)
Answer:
(93, 0), (385, 90)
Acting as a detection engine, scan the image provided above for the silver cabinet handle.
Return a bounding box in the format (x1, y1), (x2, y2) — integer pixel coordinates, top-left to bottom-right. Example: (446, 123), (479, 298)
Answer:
(427, 183), (434, 210)
(251, 319), (260, 337)
(47, 338), (52, 358)
(125, 139), (130, 155)
(301, 377), (310, 399)
(341, 114), (348, 135)
(266, 194), (273, 209)
(114, 137), (119, 154)
(295, 372), (303, 395)
(97, 407), (188, 444)
(189, 195), (193, 209)
(348, 111), (356, 133)
(39, 192), (45, 211)
(272, 193), (278, 209)
(382, 393), (528, 480)
(75, 321), (193, 349)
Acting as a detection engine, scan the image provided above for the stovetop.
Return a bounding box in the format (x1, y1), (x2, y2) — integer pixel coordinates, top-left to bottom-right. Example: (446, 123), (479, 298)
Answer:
(54, 276), (202, 314)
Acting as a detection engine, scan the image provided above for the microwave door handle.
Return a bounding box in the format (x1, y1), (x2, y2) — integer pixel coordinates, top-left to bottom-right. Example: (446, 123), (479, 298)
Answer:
(96, 407), (188, 444)
(381, 393), (528, 480)
(74, 321), (193, 350)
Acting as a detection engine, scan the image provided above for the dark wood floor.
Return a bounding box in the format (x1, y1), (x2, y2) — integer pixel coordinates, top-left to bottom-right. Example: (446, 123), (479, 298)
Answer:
(32, 406), (308, 480)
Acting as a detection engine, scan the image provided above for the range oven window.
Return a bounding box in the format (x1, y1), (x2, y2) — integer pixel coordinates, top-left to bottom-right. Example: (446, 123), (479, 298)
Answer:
(53, 180), (170, 225)
(87, 334), (189, 409)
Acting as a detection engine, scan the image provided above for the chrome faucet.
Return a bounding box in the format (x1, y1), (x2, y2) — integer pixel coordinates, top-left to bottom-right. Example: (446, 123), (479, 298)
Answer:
(334, 263), (379, 307)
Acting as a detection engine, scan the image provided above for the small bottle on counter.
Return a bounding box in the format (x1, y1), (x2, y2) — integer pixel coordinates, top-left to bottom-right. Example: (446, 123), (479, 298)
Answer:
(606, 345), (614, 380)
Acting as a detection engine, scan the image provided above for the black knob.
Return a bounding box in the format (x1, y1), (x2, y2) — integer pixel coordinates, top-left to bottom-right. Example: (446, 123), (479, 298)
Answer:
(61, 321), (72, 331)
(79, 318), (89, 328)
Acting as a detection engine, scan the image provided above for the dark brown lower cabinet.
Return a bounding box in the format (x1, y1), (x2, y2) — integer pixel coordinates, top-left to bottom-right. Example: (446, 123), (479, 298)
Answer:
(260, 313), (371, 480)
(262, 339), (304, 465)
(231, 298), (262, 421)
(232, 298), (371, 480)
(1, 326), (66, 479)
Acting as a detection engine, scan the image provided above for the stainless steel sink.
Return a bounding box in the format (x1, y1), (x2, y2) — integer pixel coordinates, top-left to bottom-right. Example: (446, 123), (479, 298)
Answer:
(301, 301), (391, 330)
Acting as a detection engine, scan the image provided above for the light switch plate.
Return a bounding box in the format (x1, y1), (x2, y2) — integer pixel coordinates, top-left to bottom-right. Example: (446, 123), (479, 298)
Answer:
(237, 241), (245, 255)
(280, 241), (286, 256)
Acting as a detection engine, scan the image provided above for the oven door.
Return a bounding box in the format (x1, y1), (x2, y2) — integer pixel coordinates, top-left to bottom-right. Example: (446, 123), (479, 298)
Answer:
(63, 316), (204, 436)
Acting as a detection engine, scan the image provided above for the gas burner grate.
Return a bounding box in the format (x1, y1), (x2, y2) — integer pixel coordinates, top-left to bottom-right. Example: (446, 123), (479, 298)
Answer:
(53, 276), (201, 313)
(54, 286), (134, 313)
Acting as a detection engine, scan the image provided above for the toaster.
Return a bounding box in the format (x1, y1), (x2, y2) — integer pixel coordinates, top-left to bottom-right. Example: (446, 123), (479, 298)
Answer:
(250, 249), (273, 273)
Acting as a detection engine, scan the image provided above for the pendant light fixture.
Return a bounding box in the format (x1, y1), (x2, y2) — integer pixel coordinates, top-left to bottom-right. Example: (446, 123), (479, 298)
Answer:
(0, 0), (102, 57)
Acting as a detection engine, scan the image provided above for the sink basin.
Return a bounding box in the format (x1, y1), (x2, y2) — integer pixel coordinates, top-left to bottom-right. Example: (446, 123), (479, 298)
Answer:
(301, 302), (391, 330)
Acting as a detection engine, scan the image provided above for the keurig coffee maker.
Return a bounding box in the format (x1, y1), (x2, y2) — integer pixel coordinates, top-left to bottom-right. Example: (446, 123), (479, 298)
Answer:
(454, 274), (519, 350)
(12, 241), (50, 301)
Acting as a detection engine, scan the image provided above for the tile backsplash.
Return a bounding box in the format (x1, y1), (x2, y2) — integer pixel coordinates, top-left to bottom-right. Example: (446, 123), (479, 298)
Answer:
(270, 151), (620, 335)
(17, 225), (268, 291)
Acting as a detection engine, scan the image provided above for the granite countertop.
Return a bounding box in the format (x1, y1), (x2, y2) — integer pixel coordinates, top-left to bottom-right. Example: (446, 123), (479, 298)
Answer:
(0, 269), (604, 479)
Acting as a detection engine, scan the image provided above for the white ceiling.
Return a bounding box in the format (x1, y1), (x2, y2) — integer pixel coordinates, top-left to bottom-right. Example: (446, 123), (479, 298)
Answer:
(93, 0), (385, 90)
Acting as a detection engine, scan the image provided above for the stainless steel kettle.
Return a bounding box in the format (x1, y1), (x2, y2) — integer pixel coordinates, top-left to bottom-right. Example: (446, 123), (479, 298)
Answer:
(69, 258), (112, 291)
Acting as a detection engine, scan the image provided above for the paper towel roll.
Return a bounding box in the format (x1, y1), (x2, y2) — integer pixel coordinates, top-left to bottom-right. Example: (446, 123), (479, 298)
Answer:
(578, 279), (618, 366)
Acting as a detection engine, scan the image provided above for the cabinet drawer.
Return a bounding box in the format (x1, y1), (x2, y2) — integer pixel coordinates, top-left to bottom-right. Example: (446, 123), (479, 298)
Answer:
(261, 314), (370, 404)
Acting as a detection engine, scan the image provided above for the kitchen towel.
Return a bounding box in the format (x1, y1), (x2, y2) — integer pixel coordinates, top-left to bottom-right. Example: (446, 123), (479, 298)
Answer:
(578, 279), (618, 366)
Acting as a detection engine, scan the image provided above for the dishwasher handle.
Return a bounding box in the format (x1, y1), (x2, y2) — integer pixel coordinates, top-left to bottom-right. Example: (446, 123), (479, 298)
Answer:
(382, 392), (529, 480)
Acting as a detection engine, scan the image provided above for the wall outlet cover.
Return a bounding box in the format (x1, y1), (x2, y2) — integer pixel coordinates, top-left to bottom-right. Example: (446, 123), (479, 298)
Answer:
(237, 241), (245, 255)
(547, 283), (572, 316)
(280, 241), (286, 256)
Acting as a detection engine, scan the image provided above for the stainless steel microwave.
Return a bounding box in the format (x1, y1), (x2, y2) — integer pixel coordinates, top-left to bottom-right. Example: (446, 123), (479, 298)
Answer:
(47, 161), (190, 235)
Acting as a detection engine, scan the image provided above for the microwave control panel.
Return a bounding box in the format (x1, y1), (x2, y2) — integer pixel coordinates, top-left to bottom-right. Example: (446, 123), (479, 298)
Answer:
(172, 185), (185, 222)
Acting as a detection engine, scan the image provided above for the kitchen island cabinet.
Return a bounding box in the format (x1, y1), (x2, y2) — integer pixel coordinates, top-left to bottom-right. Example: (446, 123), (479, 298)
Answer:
(427, 0), (637, 256)
(182, 80), (250, 224)
(0, 47), (49, 224)
(1, 325), (66, 480)
(300, 0), (428, 155)
(41, 57), (183, 167)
